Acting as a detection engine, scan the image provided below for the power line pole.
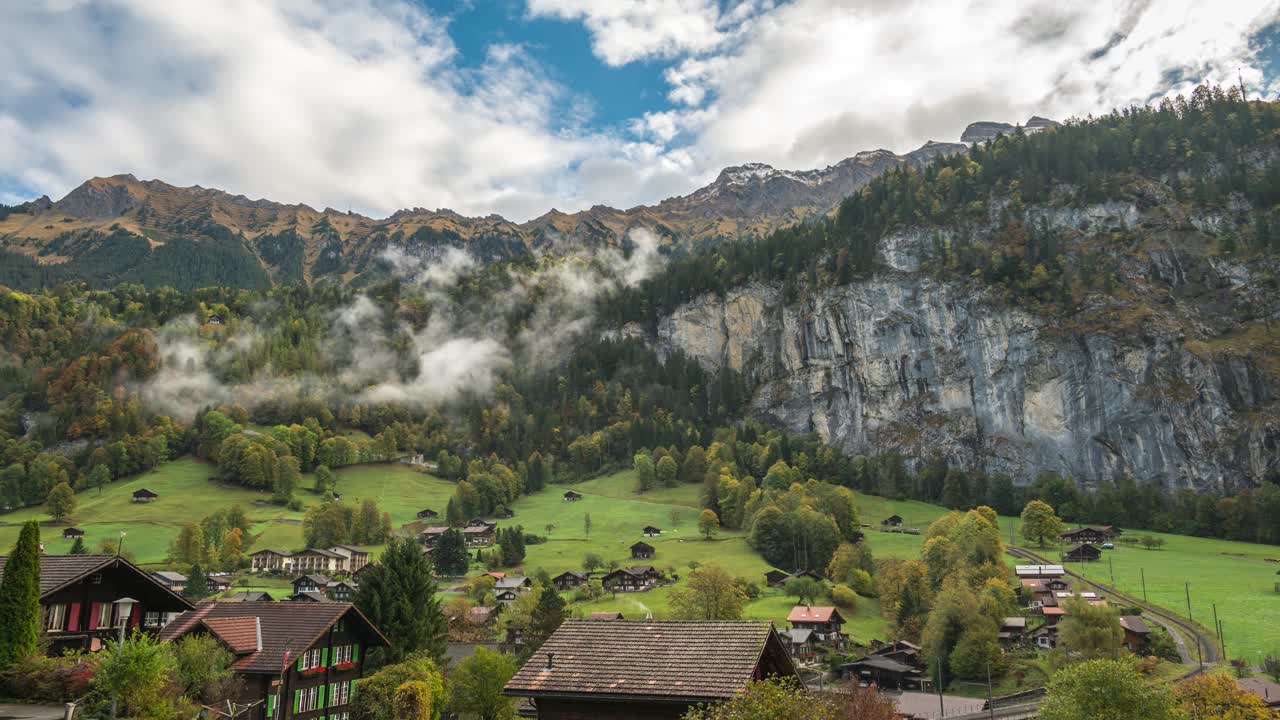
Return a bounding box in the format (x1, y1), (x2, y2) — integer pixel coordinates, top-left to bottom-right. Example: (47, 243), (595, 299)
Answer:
(1186, 582), (1202, 669)
(1140, 568), (1147, 603)
(936, 656), (946, 718)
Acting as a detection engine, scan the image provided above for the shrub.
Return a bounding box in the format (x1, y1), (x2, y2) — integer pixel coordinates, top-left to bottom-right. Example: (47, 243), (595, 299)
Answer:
(0, 653), (96, 702)
(831, 584), (858, 610)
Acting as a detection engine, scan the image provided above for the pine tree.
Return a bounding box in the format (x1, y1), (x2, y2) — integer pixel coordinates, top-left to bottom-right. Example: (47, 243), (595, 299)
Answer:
(0, 521), (41, 666)
(69, 536), (87, 555)
(354, 538), (447, 663)
(524, 585), (569, 659)
(433, 529), (469, 576)
(186, 563), (209, 599)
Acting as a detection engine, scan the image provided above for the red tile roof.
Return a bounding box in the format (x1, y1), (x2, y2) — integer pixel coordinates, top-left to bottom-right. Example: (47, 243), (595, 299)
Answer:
(1041, 607), (1066, 616)
(160, 601), (387, 674)
(504, 620), (797, 703)
(203, 616), (261, 654)
(787, 606), (842, 624)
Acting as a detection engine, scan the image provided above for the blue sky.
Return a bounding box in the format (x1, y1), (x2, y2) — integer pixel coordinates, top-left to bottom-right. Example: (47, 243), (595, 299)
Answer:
(2, 1), (1279, 221)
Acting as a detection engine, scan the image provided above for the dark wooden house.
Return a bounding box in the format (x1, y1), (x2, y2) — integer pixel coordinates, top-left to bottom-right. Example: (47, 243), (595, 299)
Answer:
(764, 569), (791, 587)
(882, 514), (903, 527)
(552, 571), (588, 591)
(504, 620), (800, 719)
(467, 518), (498, 529)
(840, 655), (927, 690)
(602, 566), (662, 593)
(630, 541), (655, 560)
(1062, 544), (1102, 562)
(0, 554), (193, 655)
(1120, 615), (1151, 654)
(160, 601), (388, 720)
(132, 488), (159, 503)
(563, 490), (583, 502)
(642, 526), (662, 537)
(462, 525), (495, 547)
(1060, 527), (1108, 545)
(416, 508), (438, 519)
(62, 527), (85, 539)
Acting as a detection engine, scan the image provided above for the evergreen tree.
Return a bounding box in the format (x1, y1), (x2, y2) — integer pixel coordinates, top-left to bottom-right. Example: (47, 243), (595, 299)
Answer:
(433, 529), (470, 576)
(69, 536), (87, 555)
(186, 563), (209, 599)
(0, 521), (41, 666)
(524, 585), (569, 659)
(354, 538), (447, 663)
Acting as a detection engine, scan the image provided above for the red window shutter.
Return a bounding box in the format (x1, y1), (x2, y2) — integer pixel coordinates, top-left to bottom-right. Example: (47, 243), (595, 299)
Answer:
(128, 603), (141, 628)
(87, 602), (100, 631)
(67, 602), (81, 632)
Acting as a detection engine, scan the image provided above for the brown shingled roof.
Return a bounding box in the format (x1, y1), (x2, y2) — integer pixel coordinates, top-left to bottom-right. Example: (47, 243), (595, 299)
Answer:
(504, 620), (798, 703)
(160, 601), (387, 674)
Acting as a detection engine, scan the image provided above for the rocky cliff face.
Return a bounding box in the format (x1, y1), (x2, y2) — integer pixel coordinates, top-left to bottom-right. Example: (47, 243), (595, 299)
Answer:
(650, 202), (1279, 491)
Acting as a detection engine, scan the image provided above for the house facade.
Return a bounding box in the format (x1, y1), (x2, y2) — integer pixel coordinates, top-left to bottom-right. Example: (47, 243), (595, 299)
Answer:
(160, 601), (388, 720)
(552, 571), (588, 591)
(325, 546), (369, 574)
(0, 554), (193, 655)
(1060, 527), (1108, 545)
(786, 606), (846, 646)
(462, 526), (495, 547)
(630, 541), (655, 560)
(602, 566), (662, 593)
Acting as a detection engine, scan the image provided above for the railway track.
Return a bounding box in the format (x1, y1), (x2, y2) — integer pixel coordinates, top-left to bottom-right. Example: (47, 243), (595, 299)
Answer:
(1007, 545), (1219, 677)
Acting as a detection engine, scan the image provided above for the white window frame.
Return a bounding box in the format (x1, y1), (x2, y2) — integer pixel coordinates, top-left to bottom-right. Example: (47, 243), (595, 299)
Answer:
(300, 648), (323, 671)
(333, 644), (353, 664)
(332, 681), (351, 706)
(96, 602), (113, 629)
(299, 686), (319, 712)
(45, 603), (67, 631)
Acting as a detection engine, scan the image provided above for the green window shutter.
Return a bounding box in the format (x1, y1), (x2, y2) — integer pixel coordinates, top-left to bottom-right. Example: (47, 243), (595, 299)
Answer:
(266, 694), (274, 719)
(329, 684), (336, 707)
(297, 653), (305, 671)
(294, 690), (301, 715)
(322, 647), (329, 667)
(352, 644), (358, 663)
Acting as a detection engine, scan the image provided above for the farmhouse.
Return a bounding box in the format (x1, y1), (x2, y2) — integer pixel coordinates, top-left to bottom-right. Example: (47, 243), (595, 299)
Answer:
(778, 627), (814, 661)
(151, 571), (189, 592)
(416, 508), (438, 519)
(462, 525), (495, 547)
(998, 616), (1027, 643)
(602, 566), (663, 593)
(786, 606), (846, 646)
(870, 640), (923, 667)
(62, 527), (85, 539)
(764, 569), (791, 587)
(841, 655), (927, 690)
(1062, 544), (1102, 562)
(495, 576), (534, 595)
(0, 554), (193, 655)
(160, 601), (388, 720)
(563, 490), (583, 502)
(552, 571), (588, 591)
(1119, 615), (1151, 654)
(642, 526), (662, 537)
(467, 518), (498, 530)
(630, 541), (656, 560)
(504, 620), (800, 720)
(206, 575), (232, 593)
(882, 514), (903, 527)
(418, 527), (450, 547)
(1060, 527), (1108, 545)
(132, 488), (159, 503)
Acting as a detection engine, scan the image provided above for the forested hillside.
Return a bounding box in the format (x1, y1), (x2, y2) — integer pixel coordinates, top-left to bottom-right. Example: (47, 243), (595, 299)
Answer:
(1, 86), (1278, 549)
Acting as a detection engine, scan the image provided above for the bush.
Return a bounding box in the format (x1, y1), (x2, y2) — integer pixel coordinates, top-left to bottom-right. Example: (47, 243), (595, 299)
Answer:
(287, 497), (304, 512)
(847, 569), (874, 597)
(0, 653), (96, 702)
(831, 584), (858, 610)
(735, 578), (762, 599)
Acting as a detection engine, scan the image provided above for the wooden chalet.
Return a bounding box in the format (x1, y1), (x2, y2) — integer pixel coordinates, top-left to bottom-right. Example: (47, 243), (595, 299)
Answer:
(160, 601), (388, 720)
(292, 575), (333, 595)
(416, 508), (439, 519)
(882, 514), (903, 527)
(152, 571), (189, 592)
(1119, 615), (1151, 654)
(786, 606), (846, 646)
(495, 576), (533, 594)
(630, 541), (656, 560)
(495, 589), (520, 606)
(220, 591), (274, 602)
(62, 527), (85, 539)
(602, 566), (663, 593)
(562, 490), (583, 502)
(467, 518), (498, 530)
(642, 526), (662, 537)
(871, 640), (923, 667)
(0, 554), (193, 655)
(1099, 525), (1122, 539)
(504, 620), (800, 719)
(206, 575), (232, 593)
(132, 488), (159, 503)
(764, 569), (791, 587)
(1060, 527), (1108, 545)
(778, 627), (815, 661)
(1062, 544), (1102, 562)
(841, 655), (927, 690)
(290, 591), (331, 603)
(418, 527), (450, 548)
(462, 524), (495, 547)
(552, 571), (588, 591)
(1238, 678), (1280, 709)
(587, 611), (625, 620)
(998, 616), (1027, 643)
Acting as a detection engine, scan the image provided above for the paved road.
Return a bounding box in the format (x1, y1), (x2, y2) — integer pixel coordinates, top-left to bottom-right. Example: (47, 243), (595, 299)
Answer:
(0, 704), (65, 720)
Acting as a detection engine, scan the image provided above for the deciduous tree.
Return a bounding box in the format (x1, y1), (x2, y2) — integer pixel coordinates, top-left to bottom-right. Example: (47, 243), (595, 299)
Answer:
(1039, 659), (1181, 720)
(670, 563), (746, 621)
(1020, 500), (1065, 548)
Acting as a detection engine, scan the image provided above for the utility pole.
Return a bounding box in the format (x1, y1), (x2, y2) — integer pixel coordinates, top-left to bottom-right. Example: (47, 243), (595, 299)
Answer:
(986, 661), (995, 720)
(1140, 568), (1147, 603)
(1186, 582), (1202, 669)
(1108, 555), (1114, 587)
(936, 657), (946, 718)
(1213, 604), (1222, 660)
(1220, 620), (1227, 661)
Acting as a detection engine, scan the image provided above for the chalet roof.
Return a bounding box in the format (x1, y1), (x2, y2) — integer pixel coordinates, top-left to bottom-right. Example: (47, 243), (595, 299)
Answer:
(420, 526), (449, 536)
(554, 571), (588, 581)
(504, 620), (796, 702)
(643, 526), (661, 532)
(203, 616), (262, 654)
(844, 655), (918, 674)
(462, 526), (494, 535)
(290, 592), (331, 603)
(605, 566), (660, 579)
(495, 577), (532, 590)
(132, 488), (158, 497)
(562, 490), (583, 498)
(62, 527), (84, 536)
(780, 628), (812, 644)
(160, 601), (387, 674)
(787, 606), (844, 624)
(1119, 616), (1150, 634)
(0, 554), (194, 608)
(1061, 527), (1105, 536)
(1063, 544), (1102, 558)
(1001, 617), (1027, 629)
(1238, 677), (1280, 706)
(764, 569), (790, 579)
(251, 548), (293, 557)
(153, 571), (188, 583)
(294, 574), (332, 586)
(219, 591), (274, 602)
(587, 612), (625, 620)
(328, 544), (368, 555)
(630, 541), (655, 550)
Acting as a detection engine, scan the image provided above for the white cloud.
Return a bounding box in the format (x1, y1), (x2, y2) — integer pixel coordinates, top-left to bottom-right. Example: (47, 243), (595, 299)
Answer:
(526, 0), (733, 66)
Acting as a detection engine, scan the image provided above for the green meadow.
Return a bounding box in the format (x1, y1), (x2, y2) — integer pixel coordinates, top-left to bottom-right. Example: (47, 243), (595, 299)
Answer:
(3, 457), (1278, 657)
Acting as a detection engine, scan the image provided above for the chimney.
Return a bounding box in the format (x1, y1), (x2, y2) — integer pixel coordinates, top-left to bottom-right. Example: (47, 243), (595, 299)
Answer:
(546, 652), (554, 670)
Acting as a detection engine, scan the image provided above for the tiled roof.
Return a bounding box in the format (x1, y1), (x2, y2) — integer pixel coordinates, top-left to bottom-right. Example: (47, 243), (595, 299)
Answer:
(295, 548), (343, 558)
(787, 606), (841, 624)
(504, 620), (794, 702)
(462, 526), (493, 534)
(1041, 607), (1066, 616)
(1119, 615), (1150, 634)
(0, 554), (193, 608)
(153, 571), (188, 583)
(296, 574), (331, 586)
(420, 527), (449, 535)
(251, 549), (292, 557)
(587, 612), (625, 620)
(203, 616), (261, 653)
(160, 601), (387, 675)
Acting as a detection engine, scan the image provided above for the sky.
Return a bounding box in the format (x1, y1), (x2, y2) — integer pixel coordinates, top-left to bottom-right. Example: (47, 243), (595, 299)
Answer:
(2, 0), (1280, 221)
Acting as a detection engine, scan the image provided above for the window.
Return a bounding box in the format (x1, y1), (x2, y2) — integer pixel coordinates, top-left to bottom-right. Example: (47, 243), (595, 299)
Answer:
(299, 648), (323, 671)
(45, 603), (67, 631)
(331, 713), (349, 720)
(299, 686), (319, 712)
(331, 681), (351, 706)
(334, 618), (347, 633)
(333, 645), (352, 665)
(96, 602), (113, 629)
